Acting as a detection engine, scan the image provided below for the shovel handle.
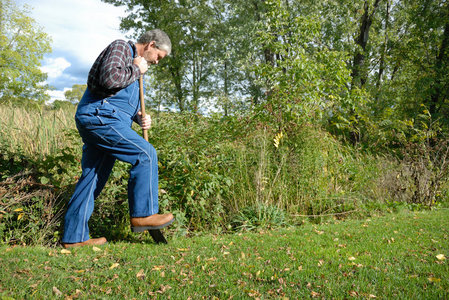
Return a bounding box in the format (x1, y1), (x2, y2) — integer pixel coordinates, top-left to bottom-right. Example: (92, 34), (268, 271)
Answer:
(139, 75), (148, 142)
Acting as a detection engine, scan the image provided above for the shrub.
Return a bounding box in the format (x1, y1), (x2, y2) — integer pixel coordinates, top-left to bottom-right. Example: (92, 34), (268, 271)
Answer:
(2, 102), (447, 246)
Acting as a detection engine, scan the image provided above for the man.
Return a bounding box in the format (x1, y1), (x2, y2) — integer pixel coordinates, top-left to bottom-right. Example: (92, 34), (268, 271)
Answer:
(61, 29), (174, 248)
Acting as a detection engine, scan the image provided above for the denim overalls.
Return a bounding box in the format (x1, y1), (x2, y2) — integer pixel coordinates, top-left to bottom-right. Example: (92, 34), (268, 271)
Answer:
(62, 44), (158, 243)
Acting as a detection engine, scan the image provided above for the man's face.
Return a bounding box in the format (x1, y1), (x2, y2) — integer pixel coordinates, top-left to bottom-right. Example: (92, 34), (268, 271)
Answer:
(143, 42), (167, 65)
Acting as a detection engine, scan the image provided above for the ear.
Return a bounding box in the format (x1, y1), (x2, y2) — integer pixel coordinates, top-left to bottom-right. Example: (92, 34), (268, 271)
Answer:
(147, 41), (156, 49)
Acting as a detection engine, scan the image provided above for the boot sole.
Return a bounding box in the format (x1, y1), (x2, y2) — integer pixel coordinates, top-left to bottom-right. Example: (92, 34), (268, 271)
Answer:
(131, 218), (174, 232)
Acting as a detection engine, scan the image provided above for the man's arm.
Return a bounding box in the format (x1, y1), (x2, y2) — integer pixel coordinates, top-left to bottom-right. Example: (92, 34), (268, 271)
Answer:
(98, 40), (141, 90)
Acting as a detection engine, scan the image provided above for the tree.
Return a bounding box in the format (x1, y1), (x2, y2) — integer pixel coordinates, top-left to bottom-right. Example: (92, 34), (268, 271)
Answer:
(252, 0), (352, 130)
(365, 0), (449, 135)
(64, 84), (87, 104)
(0, 0), (51, 103)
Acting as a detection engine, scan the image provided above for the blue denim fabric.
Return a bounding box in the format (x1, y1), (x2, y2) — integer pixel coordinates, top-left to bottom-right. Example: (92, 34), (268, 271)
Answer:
(62, 81), (159, 243)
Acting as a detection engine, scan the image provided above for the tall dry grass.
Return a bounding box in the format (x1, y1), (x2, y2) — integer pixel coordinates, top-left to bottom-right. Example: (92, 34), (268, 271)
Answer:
(0, 104), (77, 158)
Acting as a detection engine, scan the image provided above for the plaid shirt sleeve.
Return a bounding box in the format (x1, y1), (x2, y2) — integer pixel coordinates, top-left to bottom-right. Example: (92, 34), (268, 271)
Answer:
(87, 40), (141, 97)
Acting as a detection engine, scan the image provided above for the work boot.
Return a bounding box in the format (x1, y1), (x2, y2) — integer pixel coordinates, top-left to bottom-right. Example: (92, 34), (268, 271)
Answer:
(131, 213), (174, 232)
(62, 237), (107, 249)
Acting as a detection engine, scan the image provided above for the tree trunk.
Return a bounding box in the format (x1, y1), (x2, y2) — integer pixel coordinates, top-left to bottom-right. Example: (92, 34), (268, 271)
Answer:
(429, 16), (449, 115)
(169, 64), (185, 112)
(376, 0), (390, 91)
(349, 0), (381, 145)
(351, 0), (381, 88)
(253, 0), (275, 65)
(223, 60), (229, 116)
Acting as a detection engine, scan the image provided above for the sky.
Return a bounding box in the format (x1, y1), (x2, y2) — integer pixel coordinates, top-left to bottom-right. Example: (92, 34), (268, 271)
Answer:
(16, 0), (133, 101)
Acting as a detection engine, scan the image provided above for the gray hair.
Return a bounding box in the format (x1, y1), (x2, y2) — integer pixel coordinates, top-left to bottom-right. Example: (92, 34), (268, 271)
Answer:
(138, 29), (172, 55)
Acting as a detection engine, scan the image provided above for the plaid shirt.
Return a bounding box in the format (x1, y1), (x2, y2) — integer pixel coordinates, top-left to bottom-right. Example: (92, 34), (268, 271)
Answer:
(87, 40), (141, 98)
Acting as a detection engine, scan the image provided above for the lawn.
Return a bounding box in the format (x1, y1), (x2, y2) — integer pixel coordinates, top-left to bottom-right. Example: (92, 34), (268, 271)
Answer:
(1, 209), (448, 299)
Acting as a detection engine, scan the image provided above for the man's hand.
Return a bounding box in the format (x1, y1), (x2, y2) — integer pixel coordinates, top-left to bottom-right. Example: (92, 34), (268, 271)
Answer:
(134, 56), (148, 74)
(136, 111), (152, 130)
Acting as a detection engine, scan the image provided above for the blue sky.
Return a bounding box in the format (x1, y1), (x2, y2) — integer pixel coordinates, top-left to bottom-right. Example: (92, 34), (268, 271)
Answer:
(17, 0), (133, 101)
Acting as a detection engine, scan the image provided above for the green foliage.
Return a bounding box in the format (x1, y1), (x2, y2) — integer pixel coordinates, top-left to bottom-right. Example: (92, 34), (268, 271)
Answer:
(230, 204), (288, 232)
(3, 100), (449, 246)
(0, 0), (52, 103)
(64, 84), (87, 104)
(51, 100), (76, 111)
(148, 113), (235, 232)
(252, 0), (352, 129)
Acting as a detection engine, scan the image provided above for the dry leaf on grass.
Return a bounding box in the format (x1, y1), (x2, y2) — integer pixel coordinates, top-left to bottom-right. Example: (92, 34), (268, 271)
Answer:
(136, 269), (145, 280)
(436, 254), (446, 261)
(52, 286), (63, 296)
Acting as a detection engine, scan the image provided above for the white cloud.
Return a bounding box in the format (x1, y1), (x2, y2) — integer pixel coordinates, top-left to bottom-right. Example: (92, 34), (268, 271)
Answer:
(40, 57), (71, 79)
(45, 87), (72, 104)
(17, 0), (132, 95)
(23, 0), (130, 65)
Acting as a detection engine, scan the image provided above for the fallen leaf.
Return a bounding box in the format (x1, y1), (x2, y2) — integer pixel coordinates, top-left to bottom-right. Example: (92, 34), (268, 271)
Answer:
(109, 263), (119, 270)
(349, 290), (359, 297)
(311, 291), (320, 298)
(136, 269), (145, 280)
(17, 213), (24, 221)
(348, 257), (356, 261)
(241, 252), (246, 259)
(92, 246), (102, 252)
(152, 265), (165, 271)
(53, 286), (63, 296)
(428, 277), (441, 283)
(60, 249), (71, 254)
(369, 294), (377, 298)
(436, 254), (446, 261)
(14, 208), (23, 212)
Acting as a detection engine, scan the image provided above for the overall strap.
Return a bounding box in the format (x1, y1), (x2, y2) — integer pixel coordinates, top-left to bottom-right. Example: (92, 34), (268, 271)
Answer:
(127, 41), (137, 58)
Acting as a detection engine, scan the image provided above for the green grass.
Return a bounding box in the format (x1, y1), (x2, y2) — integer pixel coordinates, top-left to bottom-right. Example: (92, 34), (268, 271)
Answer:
(1, 209), (448, 299)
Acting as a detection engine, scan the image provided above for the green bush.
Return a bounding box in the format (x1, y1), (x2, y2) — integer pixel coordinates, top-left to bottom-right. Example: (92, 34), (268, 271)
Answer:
(2, 103), (447, 246)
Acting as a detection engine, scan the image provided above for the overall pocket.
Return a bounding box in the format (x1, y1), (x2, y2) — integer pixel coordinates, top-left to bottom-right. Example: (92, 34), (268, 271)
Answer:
(95, 101), (120, 125)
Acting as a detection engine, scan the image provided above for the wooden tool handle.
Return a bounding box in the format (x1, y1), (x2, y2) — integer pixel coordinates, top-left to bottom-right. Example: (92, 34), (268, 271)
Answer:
(139, 75), (148, 141)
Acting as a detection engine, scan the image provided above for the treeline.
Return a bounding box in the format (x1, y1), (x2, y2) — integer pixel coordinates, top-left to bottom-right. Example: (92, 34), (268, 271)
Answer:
(105, 0), (448, 146)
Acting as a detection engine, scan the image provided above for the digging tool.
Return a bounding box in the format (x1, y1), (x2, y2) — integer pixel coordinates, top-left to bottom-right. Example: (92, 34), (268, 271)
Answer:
(137, 75), (170, 244)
